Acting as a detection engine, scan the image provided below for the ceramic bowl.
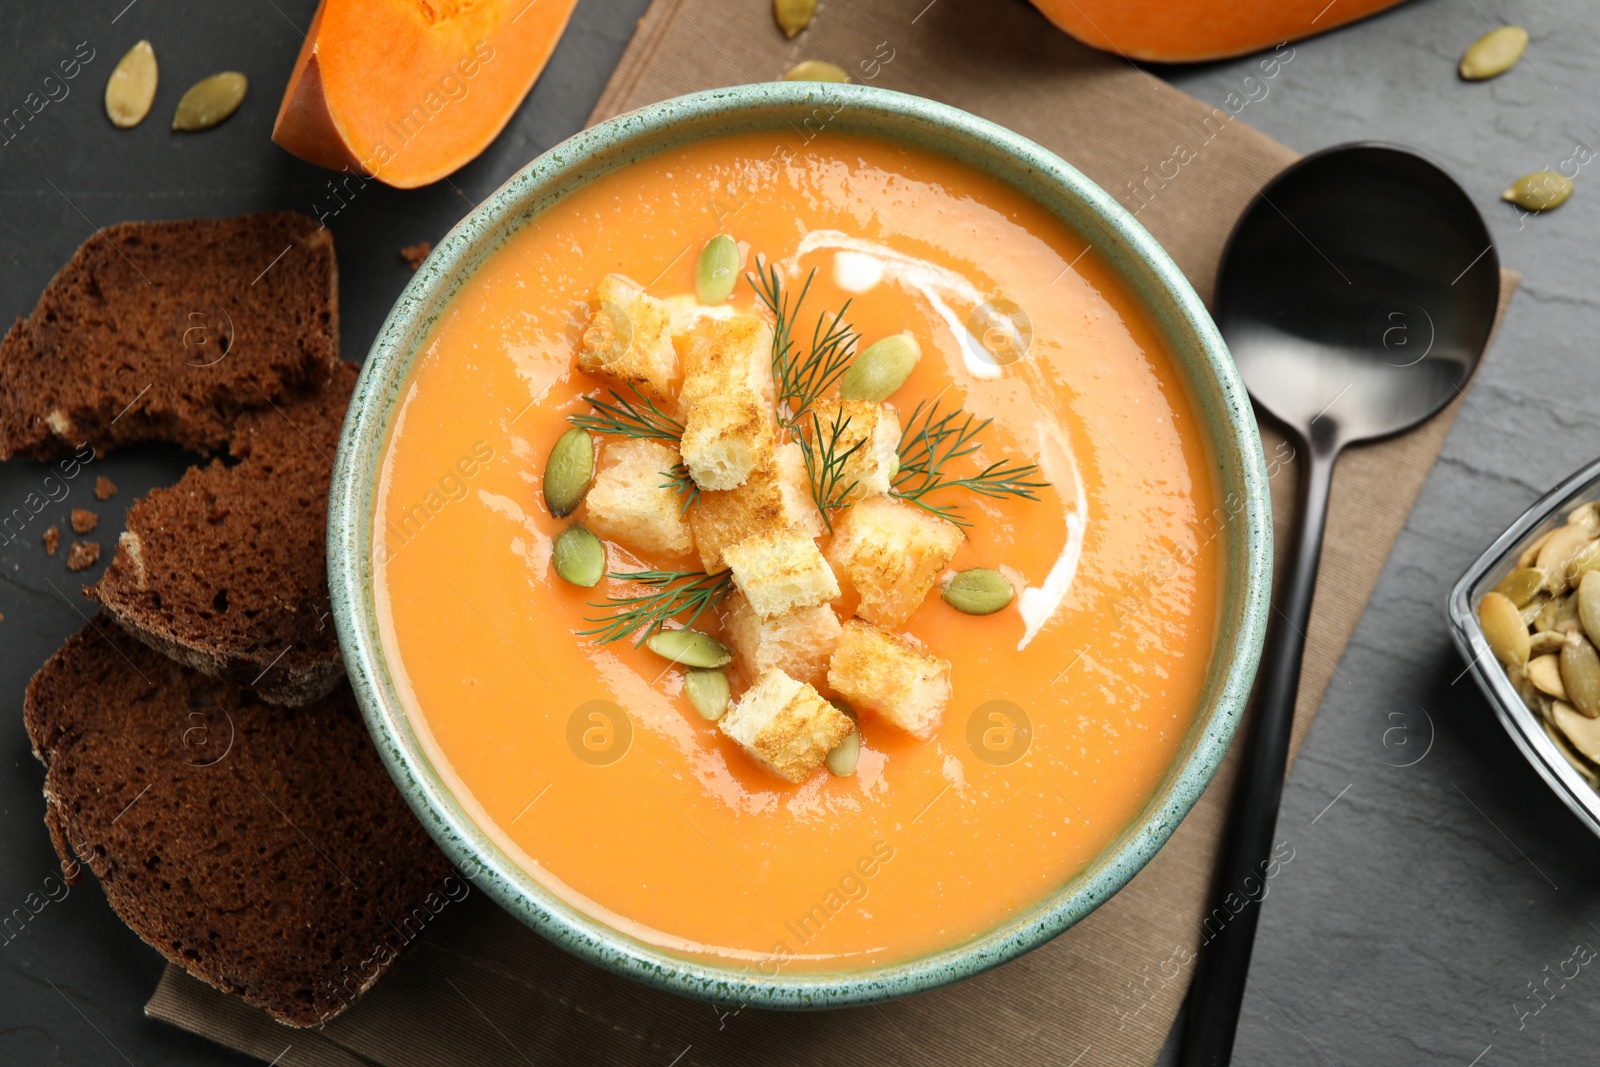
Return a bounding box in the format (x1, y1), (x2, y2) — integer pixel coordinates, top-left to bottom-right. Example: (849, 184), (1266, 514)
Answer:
(327, 82), (1272, 1008)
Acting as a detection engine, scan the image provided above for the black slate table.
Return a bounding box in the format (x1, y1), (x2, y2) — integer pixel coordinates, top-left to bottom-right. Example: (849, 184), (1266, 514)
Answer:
(2, 1), (1595, 1064)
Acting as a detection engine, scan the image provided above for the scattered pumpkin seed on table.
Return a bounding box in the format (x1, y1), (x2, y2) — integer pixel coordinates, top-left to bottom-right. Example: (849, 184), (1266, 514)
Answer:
(784, 60), (850, 83)
(774, 0), (816, 38)
(105, 40), (158, 129)
(1459, 26), (1528, 80)
(1502, 170), (1573, 213)
(173, 72), (248, 132)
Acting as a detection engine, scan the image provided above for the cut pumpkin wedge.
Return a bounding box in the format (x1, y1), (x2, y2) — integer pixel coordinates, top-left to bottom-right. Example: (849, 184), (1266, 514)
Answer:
(1028, 0), (1407, 62)
(272, 0), (579, 189)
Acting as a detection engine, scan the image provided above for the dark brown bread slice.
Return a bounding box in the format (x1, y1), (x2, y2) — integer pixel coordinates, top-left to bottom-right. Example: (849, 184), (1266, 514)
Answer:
(24, 623), (456, 1027)
(87, 361), (357, 705)
(0, 212), (338, 460)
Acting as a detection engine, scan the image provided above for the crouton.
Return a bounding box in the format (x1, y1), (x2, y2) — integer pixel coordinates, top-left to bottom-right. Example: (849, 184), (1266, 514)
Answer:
(719, 669), (853, 783)
(577, 275), (678, 399)
(827, 620), (951, 739)
(826, 494), (962, 628)
(583, 439), (695, 558)
(678, 315), (777, 490)
(808, 399), (900, 502)
(690, 442), (820, 572)
(723, 593), (841, 687)
(724, 528), (840, 620)
(680, 393), (776, 492)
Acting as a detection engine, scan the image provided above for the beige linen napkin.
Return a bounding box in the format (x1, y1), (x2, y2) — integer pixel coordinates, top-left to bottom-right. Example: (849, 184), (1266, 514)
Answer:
(146, 1), (1519, 1063)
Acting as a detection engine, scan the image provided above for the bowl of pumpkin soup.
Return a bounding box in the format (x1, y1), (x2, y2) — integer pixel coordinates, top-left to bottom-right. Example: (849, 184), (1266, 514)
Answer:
(329, 83), (1271, 1007)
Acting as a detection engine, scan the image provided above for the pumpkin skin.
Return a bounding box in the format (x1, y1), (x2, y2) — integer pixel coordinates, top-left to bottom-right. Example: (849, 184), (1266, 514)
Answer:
(272, 0), (579, 189)
(1027, 0), (1408, 62)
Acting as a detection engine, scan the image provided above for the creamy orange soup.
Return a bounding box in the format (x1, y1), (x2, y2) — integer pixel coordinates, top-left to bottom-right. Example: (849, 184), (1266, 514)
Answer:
(374, 130), (1222, 971)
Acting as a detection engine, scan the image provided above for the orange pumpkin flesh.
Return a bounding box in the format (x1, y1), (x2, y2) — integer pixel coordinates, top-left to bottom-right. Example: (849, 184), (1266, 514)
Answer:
(272, 0), (579, 189)
(1028, 0), (1407, 62)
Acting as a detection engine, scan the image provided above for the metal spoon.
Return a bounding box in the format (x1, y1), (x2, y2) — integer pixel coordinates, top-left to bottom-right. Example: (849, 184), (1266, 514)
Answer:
(1180, 143), (1501, 1066)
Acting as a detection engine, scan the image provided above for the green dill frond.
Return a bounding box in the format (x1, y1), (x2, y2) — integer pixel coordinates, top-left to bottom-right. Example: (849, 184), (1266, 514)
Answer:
(569, 385), (683, 442)
(660, 463), (700, 516)
(890, 399), (1050, 528)
(580, 569), (734, 646)
(797, 407), (864, 533)
(746, 257), (858, 420)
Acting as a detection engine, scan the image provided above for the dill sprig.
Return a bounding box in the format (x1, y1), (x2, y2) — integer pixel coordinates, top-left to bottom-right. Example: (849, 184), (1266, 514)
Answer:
(747, 258), (857, 420)
(660, 462), (700, 516)
(580, 569), (734, 646)
(798, 408), (865, 533)
(569, 385), (683, 442)
(891, 399), (1050, 528)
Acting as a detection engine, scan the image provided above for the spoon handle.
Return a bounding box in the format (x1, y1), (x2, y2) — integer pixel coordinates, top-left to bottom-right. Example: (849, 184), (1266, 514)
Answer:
(1179, 442), (1336, 1067)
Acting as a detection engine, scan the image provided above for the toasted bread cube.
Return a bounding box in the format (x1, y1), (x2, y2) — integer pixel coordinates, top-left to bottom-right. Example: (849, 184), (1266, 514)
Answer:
(809, 399), (900, 502)
(583, 439), (694, 557)
(678, 315), (777, 491)
(723, 593), (842, 687)
(720, 669), (853, 783)
(690, 442), (820, 571)
(826, 494), (962, 628)
(776, 440), (825, 537)
(724, 528), (840, 620)
(577, 275), (678, 399)
(680, 394), (775, 491)
(827, 620), (951, 739)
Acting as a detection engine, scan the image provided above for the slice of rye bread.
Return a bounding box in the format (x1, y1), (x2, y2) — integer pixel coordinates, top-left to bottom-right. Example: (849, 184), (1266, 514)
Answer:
(87, 361), (357, 705)
(0, 212), (338, 461)
(24, 623), (456, 1027)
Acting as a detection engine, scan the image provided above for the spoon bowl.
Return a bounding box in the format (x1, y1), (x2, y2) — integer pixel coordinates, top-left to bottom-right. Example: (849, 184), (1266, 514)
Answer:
(1217, 144), (1499, 450)
(1183, 144), (1500, 1067)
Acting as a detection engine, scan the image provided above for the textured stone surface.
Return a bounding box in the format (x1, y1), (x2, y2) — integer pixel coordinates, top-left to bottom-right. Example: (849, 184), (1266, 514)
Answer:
(2, 0), (1596, 1064)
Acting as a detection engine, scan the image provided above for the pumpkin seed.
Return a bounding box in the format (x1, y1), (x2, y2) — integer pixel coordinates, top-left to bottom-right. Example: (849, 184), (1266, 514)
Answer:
(646, 629), (732, 668)
(1535, 595), (1561, 633)
(826, 703), (859, 776)
(1581, 570), (1600, 647)
(1493, 566), (1547, 607)
(1552, 699), (1600, 762)
(784, 60), (850, 83)
(1503, 170), (1573, 213)
(105, 40), (157, 129)
(1530, 630), (1567, 656)
(1536, 523), (1593, 593)
(942, 568), (1015, 615)
(552, 525), (605, 587)
(543, 428), (594, 517)
(841, 332), (920, 401)
(1459, 26), (1528, 80)
(1519, 528), (1556, 568)
(1556, 592), (1583, 634)
(1479, 591), (1529, 668)
(774, 0), (816, 38)
(684, 667), (731, 721)
(1561, 630), (1600, 717)
(1571, 502), (1600, 535)
(1522, 594), (1551, 628)
(695, 235), (741, 304)
(172, 72), (247, 132)
(1529, 654), (1568, 700)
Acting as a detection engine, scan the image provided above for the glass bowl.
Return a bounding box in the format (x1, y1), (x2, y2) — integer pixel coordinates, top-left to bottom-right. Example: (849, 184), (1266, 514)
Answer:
(1447, 455), (1600, 836)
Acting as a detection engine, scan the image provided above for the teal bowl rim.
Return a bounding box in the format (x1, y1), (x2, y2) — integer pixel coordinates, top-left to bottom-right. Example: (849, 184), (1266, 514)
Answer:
(328, 82), (1272, 1009)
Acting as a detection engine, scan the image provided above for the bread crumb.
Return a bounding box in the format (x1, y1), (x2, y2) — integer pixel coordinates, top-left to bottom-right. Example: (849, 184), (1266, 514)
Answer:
(400, 241), (432, 270)
(71, 508), (97, 534)
(43, 526), (60, 556)
(94, 477), (117, 500)
(66, 541), (100, 571)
